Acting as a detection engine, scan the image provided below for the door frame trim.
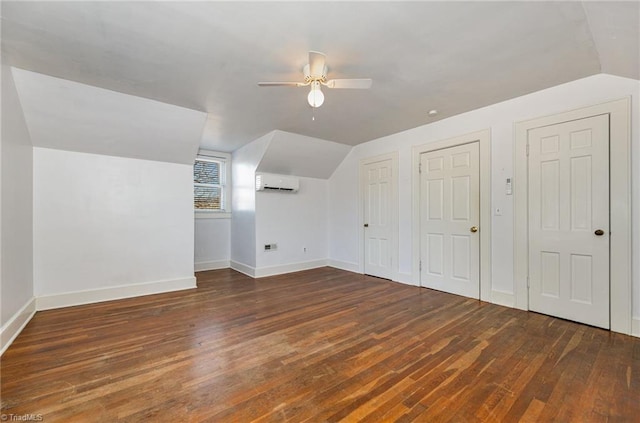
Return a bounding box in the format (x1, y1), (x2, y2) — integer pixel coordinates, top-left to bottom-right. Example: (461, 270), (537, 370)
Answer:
(359, 152), (399, 279)
(412, 129), (492, 301)
(514, 97), (631, 334)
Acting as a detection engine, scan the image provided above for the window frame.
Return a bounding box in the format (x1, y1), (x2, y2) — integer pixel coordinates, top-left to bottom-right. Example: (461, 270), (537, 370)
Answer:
(194, 150), (231, 219)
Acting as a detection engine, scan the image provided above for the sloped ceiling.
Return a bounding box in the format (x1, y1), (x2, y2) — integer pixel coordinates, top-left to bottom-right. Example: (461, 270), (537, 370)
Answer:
(582, 2), (640, 80)
(12, 68), (206, 164)
(257, 131), (351, 179)
(1, 1), (638, 158)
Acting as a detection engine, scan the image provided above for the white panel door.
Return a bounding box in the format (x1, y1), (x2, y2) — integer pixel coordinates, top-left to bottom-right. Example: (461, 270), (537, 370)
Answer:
(528, 114), (609, 329)
(420, 142), (480, 299)
(363, 159), (393, 279)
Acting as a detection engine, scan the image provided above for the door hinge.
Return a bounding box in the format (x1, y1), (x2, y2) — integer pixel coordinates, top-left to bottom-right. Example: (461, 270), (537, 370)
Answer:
(526, 143), (530, 156)
(527, 276), (530, 288)
(419, 162), (422, 174)
(419, 260), (422, 271)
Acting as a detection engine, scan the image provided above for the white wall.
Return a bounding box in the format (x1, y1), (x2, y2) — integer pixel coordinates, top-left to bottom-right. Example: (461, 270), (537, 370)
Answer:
(230, 132), (272, 269)
(328, 74), (640, 323)
(256, 176), (328, 272)
(328, 151), (360, 272)
(195, 218), (230, 271)
(231, 132), (333, 277)
(1, 65), (35, 350)
(33, 148), (196, 307)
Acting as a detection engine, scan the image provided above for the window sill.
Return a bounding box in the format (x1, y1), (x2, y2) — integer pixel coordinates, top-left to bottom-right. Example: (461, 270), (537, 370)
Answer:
(195, 211), (231, 219)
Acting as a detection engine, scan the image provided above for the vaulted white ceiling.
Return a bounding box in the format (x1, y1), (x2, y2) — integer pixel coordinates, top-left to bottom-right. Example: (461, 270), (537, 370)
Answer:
(2, 1), (638, 154)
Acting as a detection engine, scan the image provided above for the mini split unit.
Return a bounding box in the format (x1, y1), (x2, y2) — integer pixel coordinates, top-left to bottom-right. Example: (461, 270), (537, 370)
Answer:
(256, 173), (299, 192)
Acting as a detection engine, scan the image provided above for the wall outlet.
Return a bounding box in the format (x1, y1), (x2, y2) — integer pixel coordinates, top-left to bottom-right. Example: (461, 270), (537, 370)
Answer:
(264, 243), (277, 251)
(303, 247), (307, 253)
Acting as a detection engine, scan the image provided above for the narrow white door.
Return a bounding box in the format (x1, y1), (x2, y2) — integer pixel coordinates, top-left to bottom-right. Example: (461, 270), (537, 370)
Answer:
(420, 142), (480, 299)
(528, 114), (609, 329)
(363, 159), (393, 279)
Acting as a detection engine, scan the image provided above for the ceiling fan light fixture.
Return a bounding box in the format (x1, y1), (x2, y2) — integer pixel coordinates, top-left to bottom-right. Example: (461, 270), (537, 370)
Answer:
(307, 81), (324, 108)
(259, 51), (371, 108)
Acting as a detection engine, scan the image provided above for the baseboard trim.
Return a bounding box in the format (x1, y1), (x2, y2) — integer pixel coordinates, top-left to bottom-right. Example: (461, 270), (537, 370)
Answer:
(254, 259), (328, 278)
(1, 297), (36, 356)
(632, 317), (640, 338)
(490, 290), (515, 308)
(328, 259), (360, 273)
(393, 272), (418, 287)
(230, 259), (329, 278)
(230, 260), (256, 277)
(36, 277), (197, 311)
(195, 260), (230, 272)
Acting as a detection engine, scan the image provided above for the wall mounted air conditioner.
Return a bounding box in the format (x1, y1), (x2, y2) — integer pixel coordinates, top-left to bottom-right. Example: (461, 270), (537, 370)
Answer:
(256, 173), (299, 192)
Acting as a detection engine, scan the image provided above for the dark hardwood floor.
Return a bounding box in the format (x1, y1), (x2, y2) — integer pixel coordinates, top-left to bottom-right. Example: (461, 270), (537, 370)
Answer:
(2, 267), (639, 422)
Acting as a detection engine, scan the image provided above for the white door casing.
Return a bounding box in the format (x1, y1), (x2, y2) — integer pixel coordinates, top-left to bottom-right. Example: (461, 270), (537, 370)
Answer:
(528, 114), (610, 328)
(361, 153), (397, 280)
(514, 98), (631, 335)
(420, 142), (480, 299)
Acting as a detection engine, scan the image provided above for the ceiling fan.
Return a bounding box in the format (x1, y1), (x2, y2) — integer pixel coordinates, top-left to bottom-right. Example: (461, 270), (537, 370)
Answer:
(258, 51), (373, 108)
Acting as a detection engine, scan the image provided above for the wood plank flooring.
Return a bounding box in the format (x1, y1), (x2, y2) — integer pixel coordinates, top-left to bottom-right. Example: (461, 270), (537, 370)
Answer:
(2, 267), (639, 422)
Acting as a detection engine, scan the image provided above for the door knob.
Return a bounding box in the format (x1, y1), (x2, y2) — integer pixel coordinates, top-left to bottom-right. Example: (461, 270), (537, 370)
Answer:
(364, 223), (369, 228)
(594, 229), (604, 236)
(470, 226), (478, 233)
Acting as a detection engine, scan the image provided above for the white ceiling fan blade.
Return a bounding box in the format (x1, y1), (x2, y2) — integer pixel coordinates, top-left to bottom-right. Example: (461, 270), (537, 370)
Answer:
(308, 51), (326, 77)
(324, 78), (373, 89)
(258, 82), (307, 87)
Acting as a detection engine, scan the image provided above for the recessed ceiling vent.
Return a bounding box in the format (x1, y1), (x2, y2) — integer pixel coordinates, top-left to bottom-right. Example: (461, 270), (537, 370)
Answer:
(256, 173), (299, 192)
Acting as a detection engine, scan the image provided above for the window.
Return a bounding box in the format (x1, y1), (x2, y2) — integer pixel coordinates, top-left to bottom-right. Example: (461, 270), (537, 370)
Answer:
(194, 153), (229, 214)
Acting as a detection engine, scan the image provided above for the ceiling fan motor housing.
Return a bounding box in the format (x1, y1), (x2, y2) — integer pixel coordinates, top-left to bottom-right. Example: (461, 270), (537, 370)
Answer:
(303, 64), (328, 83)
